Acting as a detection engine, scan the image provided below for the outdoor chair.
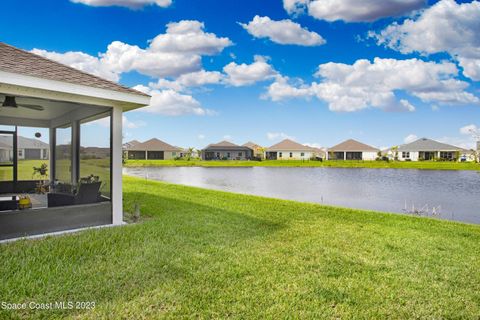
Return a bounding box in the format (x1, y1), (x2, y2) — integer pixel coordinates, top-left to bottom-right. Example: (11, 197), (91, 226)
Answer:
(47, 181), (102, 208)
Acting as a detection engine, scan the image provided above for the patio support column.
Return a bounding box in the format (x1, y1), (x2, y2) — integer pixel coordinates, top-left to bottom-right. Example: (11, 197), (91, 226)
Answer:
(111, 106), (123, 225)
(72, 120), (80, 185)
(49, 127), (55, 182)
(344, 152), (346, 160)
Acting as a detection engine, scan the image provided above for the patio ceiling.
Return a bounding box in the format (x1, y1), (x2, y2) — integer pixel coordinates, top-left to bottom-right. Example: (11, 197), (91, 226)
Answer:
(0, 93), (111, 128)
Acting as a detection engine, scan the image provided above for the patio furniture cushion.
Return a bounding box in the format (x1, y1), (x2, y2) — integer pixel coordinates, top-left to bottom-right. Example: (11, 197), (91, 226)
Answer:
(48, 182), (102, 208)
(0, 196), (19, 211)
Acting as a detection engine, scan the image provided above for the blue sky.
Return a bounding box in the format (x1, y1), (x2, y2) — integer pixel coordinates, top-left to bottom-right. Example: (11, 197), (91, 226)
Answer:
(2, 0), (479, 149)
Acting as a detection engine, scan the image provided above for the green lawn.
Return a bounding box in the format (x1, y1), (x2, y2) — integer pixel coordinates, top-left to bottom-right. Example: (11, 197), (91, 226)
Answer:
(124, 159), (480, 170)
(1, 176), (479, 319)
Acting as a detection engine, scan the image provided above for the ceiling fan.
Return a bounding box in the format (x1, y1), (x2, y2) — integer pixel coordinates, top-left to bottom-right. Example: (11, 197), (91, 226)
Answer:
(1, 96), (44, 111)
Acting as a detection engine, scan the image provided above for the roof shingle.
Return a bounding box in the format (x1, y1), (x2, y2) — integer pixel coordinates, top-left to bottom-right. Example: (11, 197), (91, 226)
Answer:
(329, 139), (379, 152)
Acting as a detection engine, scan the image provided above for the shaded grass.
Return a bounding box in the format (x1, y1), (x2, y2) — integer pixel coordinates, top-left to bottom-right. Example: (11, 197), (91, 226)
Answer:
(124, 159), (480, 171)
(0, 176), (479, 319)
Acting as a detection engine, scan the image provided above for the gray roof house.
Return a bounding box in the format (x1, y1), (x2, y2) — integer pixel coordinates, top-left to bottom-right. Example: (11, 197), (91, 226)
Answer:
(327, 139), (379, 160)
(0, 135), (49, 160)
(202, 141), (253, 160)
(396, 138), (473, 161)
(0, 42), (150, 240)
(125, 138), (183, 160)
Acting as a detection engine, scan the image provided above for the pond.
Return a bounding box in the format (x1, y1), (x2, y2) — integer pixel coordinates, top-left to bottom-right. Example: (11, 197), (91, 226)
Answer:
(123, 166), (480, 224)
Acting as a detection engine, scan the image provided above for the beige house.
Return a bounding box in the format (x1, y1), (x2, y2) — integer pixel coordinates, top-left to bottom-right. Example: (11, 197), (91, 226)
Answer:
(125, 138), (183, 160)
(327, 139), (379, 160)
(243, 141), (264, 159)
(265, 139), (316, 160)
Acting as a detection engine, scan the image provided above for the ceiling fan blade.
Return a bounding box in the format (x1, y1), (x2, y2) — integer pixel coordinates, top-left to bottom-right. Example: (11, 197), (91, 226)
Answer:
(18, 104), (44, 111)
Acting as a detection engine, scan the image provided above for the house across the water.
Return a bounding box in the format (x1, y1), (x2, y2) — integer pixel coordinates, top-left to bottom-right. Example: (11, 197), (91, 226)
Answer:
(327, 139), (379, 160)
(395, 138), (475, 162)
(0, 135), (49, 160)
(242, 141), (264, 159)
(202, 141), (253, 160)
(124, 138), (183, 160)
(265, 139), (316, 160)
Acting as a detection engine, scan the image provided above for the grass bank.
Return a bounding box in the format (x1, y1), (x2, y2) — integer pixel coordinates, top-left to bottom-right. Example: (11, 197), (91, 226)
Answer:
(1, 177), (479, 318)
(124, 159), (480, 170)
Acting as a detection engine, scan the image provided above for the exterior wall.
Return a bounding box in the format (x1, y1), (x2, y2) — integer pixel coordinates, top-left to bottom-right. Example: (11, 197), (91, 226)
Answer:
(203, 149), (252, 160)
(398, 151), (475, 162)
(362, 152), (378, 161)
(275, 150), (313, 160)
(164, 151), (180, 160)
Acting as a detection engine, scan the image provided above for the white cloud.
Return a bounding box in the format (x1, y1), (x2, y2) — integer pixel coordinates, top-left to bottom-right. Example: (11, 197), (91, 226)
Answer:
(132, 86), (214, 116)
(460, 124), (479, 136)
(267, 132), (295, 141)
(149, 20), (232, 55)
(152, 70), (223, 91)
(197, 134), (206, 140)
(263, 76), (313, 102)
(371, 0), (480, 80)
(32, 20), (232, 81)
(223, 55), (277, 86)
(71, 0), (172, 8)
(31, 49), (120, 82)
(404, 134), (418, 144)
(88, 115), (145, 129)
(265, 57), (478, 112)
(223, 135), (233, 141)
(283, 0), (425, 22)
(240, 15), (325, 46)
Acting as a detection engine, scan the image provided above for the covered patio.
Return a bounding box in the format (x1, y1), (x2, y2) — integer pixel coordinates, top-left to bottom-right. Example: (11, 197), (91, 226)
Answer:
(0, 43), (150, 240)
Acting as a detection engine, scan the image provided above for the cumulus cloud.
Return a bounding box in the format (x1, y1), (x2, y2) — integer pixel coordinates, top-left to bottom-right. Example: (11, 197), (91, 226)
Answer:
(32, 20), (232, 81)
(132, 85), (214, 116)
(370, 0), (480, 80)
(31, 49), (120, 82)
(404, 134), (418, 144)
(267, 132), (295, 141)
(71, 0), (172, 9)
(239, 15), (325, 46)
(223, 55), (277, 86)
(152, 70), (223, 91)
(283, 0), (425, 22)
(265, 57), (479, 112)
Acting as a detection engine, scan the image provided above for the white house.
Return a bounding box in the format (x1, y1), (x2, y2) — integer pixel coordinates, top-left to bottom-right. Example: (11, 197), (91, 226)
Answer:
(395, 138), (475, 162)
(265, 139), (317, 160)
(0, 42), (150, 240)
(327, 139), (378, 160)
(0, 135), (49, 160)
(202, 141), (253, 160)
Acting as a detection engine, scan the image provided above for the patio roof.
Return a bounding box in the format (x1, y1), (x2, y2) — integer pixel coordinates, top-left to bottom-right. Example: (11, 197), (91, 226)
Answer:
(0, 42), (150, 112)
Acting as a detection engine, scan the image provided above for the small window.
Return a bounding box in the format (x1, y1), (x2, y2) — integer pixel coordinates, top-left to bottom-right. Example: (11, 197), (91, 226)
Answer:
(172, 152), (176, 156)
(402, 152), (410, 159)
(238, 152), (242, 156)
(301, 152), (304, 157)
(289, 152), (293, 158)
(227, 152), (230, 158)
(18, 150), (23, 157)
(279, 152), (283, 158)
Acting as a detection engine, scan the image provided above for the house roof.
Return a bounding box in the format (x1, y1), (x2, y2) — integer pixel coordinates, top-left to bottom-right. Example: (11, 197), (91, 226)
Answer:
(243, 141), (262, 149)
(0, 42), (149, 97)
(0, 135), (49, 149)
(204, 140), (253, 151)
(397, 138), (466, 152)
(329, 139), (379, 152)
(123, 140), (141, 150)
(130, 138), (182, 152)
(266, 139), (314, 152)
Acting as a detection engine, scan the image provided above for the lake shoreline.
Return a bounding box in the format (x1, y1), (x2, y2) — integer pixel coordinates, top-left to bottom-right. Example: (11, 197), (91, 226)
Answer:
(124, 159), (480, 171)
